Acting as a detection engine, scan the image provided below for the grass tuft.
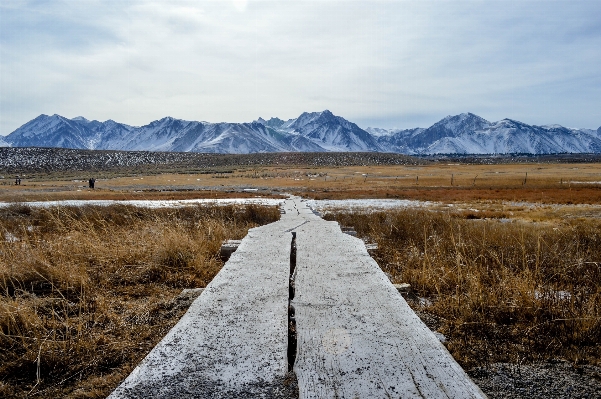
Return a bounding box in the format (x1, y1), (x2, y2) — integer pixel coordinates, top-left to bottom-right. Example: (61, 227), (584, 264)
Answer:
(0, 203), (280, 398)
(325, 209), (601, 368)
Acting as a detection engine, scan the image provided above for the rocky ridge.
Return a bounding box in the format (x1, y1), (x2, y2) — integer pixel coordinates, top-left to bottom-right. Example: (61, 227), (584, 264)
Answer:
(0, 147), (422, 174)
(3, 111), (600, 155)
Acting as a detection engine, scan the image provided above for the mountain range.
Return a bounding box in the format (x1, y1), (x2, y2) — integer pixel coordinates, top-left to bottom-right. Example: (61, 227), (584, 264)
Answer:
(1, 110), (600, 155)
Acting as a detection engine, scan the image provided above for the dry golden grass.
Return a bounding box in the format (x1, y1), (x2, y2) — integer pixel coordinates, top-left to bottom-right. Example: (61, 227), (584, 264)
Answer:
(0, 203), (280, 398)
(304, 186), (601, 204)
(325, 209), (601, 368)
(4, 163), (601, 204)
(1, 160), (600, 395)
(0, 184), (280, 203)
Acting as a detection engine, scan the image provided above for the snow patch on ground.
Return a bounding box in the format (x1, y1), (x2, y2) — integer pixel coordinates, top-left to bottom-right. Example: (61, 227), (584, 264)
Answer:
(0, 197), (431, 211)
(0, 198), (285, 209)
(306, 199), (433, 213)
(4, 232), (19, 242)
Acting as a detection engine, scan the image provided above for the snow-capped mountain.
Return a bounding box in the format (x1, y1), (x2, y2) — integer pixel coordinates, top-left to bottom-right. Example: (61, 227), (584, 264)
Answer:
(365, 127), (395, 137)
(4, 111), (600, 155)
(0, 136), (9, 147)
(255, 117), (286, 129)
(278, 110), (381, 152)
(70, 116), (134, 149)
(408, 113), (490, 148)
(6, 114), (98, 149)
(370, 113), (601, 155)
(375, 128), (426, 153)
(4, 111), (369, 154)
(109, 118), (327, 153)
(4, 114), (133, 150)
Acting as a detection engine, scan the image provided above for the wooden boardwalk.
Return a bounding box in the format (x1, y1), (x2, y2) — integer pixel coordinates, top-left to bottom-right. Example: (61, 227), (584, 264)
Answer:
(109, 198), (486, 398)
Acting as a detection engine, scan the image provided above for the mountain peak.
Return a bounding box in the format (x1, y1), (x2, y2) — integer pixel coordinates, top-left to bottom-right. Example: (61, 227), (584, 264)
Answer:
(148, 116), (179, 127)
(441, 112), (486, 122)
(4, 111), (599, 155)
(317, 109), (337, 122)
(31, 113), (64, 122)
(279, 109), (379, 151)
(495, 118), (530, 128)
(432, 113), (489, 132)
(37, 113), (70, 124)
(256, 117), (285, 128)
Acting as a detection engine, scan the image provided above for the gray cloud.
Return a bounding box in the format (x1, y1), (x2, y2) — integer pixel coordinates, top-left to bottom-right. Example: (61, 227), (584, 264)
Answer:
(1, 0), (600, 135)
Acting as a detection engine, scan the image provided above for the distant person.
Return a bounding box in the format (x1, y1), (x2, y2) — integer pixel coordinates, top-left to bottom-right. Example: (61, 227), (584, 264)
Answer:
(15, 176), (21, 185)
(89, 178), (96, 189)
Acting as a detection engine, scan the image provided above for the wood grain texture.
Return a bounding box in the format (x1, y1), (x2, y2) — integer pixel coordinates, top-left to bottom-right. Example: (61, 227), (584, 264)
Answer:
(109, 197), (485, 398)
(292, 210), (487, 399)
(109, 199), (303, 398)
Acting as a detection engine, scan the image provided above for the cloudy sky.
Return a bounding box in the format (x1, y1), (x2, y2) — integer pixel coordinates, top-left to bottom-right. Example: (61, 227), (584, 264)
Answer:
(1, 0), (600, 135)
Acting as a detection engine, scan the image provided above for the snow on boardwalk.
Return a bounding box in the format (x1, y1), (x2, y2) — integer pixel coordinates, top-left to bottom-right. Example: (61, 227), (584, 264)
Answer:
(109, 198), (485, 398)
(293, 213), (486, 398)
(108, 200), (301, 398)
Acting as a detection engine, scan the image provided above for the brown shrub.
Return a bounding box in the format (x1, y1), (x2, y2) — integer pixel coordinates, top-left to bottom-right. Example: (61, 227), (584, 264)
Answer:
(0, 203), (280, 398)
(325, 209), (601, 368)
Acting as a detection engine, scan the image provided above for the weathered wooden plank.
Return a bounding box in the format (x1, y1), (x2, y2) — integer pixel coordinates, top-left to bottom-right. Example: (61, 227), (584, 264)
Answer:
(292, 215), (487, 399)
(109, 200), (299, 398)
(219, 239), (242, 261)
(110, 197), (485, 398)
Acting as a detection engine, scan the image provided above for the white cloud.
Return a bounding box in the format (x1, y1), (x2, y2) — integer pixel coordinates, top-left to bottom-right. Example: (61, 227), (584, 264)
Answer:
(231, 0), (248, 12)
(1, 0), (600, 135)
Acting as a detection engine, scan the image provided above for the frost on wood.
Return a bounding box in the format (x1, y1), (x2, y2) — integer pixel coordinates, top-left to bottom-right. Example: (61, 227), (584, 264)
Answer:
(108, 201), (305, 398)
(292, 202), (486, 398)
(109, 198), (485, 398)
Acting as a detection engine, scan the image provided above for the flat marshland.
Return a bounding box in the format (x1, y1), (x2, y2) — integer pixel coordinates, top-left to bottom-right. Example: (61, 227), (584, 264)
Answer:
(1, 159), (601, 397)
(3, 161), (601, 204)
(324, 208), (601, 367)
(0, 204), (280, 398)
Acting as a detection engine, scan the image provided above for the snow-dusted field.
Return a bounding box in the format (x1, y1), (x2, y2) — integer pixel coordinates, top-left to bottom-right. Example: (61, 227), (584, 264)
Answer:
(0, 198), (286, 208)
(0, 197), (433, 211)
(5, 198), (600, 219)
(306, 198), (433, 213)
